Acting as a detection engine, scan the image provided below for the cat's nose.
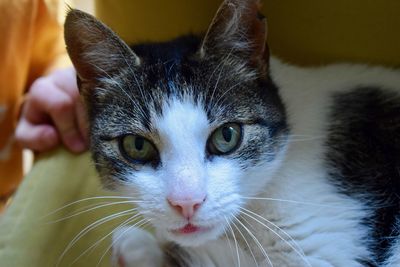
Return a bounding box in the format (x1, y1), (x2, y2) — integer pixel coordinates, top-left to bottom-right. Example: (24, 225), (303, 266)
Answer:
(167, 195), (206, 220)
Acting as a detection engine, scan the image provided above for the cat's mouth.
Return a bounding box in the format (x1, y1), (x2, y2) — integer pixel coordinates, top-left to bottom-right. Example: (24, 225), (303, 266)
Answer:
(170, 223), (213, 235)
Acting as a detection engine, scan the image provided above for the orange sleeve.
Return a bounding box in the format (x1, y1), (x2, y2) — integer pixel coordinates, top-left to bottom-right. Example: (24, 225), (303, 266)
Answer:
(0, 0), (70, 200)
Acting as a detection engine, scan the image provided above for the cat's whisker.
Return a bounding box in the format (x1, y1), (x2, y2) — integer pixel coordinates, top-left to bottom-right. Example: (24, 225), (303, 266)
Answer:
(225, 216), (241, 267)
(96, 218), (152, 267)
(66, 201), (112, 215)
(239, 208), (312, 267)
(231, 218), (259, 267)
(67, 214), (139, 267)
(42, 196), (142, 219)
(240, 196), (350, 209)
(233, 216), (273, 267)
(56, 209), (137, 267)
(69, 214), (148, 267)
(286, 136), (324, 143)
(45, 200), (144, 224)
(223, 224), (237, 265)
(238, 214), (259, 238)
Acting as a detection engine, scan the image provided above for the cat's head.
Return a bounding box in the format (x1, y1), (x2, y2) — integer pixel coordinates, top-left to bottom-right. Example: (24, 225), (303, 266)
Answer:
(65, 0), (288, 246)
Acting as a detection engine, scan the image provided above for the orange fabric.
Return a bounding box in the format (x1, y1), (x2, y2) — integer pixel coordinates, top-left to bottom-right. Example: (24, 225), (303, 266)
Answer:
(0, 0), (68, 197)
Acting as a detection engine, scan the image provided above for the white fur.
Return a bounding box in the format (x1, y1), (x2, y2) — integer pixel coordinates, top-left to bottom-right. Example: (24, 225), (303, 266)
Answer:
(112, 227), (163, 267)
(119, 97), (245, 247)
(115, 59), (400, 266)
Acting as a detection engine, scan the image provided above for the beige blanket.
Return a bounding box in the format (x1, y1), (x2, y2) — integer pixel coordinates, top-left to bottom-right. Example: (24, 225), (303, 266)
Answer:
(0, 149), (136, 267)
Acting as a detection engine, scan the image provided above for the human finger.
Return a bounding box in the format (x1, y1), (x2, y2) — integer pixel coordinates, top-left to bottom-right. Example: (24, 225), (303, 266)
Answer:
(28, 80), (86, 152)
(15, 118), (59, 152)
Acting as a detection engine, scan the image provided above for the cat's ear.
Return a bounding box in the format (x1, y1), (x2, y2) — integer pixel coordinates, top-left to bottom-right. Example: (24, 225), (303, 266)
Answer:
(64, 9), (140, 90)
(200, 0), (268, 74)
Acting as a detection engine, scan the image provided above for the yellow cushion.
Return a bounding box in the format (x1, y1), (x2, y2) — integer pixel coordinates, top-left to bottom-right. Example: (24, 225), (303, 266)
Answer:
(0, 149), (130, 266)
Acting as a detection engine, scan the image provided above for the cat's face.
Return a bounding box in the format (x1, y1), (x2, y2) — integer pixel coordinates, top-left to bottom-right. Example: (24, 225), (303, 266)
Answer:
(65, 0), (288, 246)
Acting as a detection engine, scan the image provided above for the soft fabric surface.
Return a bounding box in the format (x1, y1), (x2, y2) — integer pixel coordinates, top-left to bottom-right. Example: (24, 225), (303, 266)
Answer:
(0, 149), (136, 267)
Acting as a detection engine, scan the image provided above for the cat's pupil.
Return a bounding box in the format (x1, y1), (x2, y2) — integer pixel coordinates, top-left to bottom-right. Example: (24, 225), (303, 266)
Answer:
(135, 137), (144, 150)
(222, 127), (233, 142)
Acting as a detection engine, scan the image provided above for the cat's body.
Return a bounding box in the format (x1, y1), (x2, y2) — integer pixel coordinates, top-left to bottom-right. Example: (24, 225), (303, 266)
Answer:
(64, 1), (400, 266)
(242, 59), (400, 266)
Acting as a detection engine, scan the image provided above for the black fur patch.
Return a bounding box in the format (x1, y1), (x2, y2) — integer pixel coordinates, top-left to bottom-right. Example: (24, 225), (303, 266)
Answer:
(326, 87), (400, 265)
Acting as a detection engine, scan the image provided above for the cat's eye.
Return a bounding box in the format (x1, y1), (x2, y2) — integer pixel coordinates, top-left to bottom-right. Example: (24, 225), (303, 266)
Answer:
(119, 135), (158, 164)
(208, 123), (242, 155)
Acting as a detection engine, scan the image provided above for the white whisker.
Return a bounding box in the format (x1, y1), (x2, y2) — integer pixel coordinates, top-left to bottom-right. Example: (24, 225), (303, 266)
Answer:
(231, 219), (259, 267)
(234, 217), (273, 267)
(68, 214), (146, 266)
(56, 209), (136, 267)
(225, 216), (241, 267)
(240, 208), (312, 267)
(96, 219), (152, 267)
(45, 200), (144, 224)
(42, 196), (140, 218)
(240, 196), (348, 209)
(223, 226), (236, 264)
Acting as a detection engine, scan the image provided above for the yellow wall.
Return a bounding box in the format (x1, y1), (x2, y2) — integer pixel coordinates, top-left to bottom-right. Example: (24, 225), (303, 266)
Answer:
(95, 0), (400, 66)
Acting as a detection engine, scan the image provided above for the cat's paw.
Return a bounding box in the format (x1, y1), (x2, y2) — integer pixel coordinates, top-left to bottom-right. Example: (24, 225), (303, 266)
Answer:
(111, 227), (163, 267)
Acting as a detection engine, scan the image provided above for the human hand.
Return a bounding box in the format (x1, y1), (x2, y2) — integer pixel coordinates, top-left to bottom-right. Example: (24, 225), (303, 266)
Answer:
(15, 67), (88, 153)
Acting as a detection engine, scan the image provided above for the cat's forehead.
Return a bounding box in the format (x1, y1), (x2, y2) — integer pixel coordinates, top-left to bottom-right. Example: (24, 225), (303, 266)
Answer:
(151, 97), (210, 148)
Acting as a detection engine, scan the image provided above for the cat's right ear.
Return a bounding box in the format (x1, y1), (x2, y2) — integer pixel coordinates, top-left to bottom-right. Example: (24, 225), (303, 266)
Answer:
(64, 9), (140, 93)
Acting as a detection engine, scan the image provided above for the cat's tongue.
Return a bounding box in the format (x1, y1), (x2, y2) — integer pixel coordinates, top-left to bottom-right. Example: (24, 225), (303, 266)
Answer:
(179, 223), (199, 234)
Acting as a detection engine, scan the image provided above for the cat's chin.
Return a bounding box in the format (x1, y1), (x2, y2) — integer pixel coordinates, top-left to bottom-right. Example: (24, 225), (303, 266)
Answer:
(163, 223), (225, 247)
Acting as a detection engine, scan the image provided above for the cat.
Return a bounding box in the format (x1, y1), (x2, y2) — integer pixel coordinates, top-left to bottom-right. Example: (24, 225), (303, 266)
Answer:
(64, 0), (400, 266)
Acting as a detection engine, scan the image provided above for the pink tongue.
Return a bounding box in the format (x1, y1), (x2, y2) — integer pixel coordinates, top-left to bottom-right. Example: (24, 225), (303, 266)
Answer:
(180, 224), (199, 234)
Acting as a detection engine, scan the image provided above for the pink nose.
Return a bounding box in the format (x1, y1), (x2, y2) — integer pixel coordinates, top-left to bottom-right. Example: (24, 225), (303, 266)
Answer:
(167, 196), (206, 220)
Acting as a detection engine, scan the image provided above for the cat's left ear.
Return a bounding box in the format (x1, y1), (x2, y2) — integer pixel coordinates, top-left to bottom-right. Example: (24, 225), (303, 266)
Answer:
(64, 9), (140, 95)
(200, 0), (268, 75)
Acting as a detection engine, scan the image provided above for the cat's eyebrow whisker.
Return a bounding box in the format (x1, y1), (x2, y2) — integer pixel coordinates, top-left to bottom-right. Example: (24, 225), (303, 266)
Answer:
(42, 196), (145, 219)
(44, 200), (143, 224)
(118, 49), (146, 98)
(233, 216), (273, 267)
(91, 62), (148, 120)
(211, 80), (244, 112)
(96, 218), (152, 267)
(225, 217), (241, 267)
(208, 64), (225, 113)
(206, 49), (235, 113)
(231, 218), (259, 267)
(239, 208), (312, 267)
(56, 209), (138, 267)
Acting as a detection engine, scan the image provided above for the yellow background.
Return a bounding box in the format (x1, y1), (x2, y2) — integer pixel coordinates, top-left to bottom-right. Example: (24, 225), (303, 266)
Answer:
(96, 0), (400, 66)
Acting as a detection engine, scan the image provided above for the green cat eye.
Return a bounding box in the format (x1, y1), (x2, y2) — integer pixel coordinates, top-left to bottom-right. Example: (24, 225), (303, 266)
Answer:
(119, 135), (158, 163)
(208, 123), (242, 155)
